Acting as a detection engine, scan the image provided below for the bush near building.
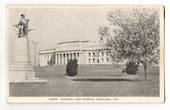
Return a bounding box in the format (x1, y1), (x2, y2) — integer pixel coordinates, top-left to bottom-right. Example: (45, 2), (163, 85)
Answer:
(125, 61), (139, 75)
(66, 59), (78, 76)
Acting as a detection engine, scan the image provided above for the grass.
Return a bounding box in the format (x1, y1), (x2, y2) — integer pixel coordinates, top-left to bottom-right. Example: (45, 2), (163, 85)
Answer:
(9, 64), (159, 97)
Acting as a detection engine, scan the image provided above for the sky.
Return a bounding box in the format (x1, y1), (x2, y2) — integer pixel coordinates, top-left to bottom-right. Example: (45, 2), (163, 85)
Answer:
(8, 6), (113, 50)
(7, 5), (161, 62)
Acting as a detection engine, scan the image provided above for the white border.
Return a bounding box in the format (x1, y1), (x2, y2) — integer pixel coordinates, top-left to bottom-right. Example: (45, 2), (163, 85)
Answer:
(6, 5), (164, 103)
(1, 0), (169, 110)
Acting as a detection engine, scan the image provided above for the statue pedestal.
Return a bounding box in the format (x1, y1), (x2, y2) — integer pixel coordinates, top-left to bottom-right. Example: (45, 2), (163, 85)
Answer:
(9, 37), (47, 83)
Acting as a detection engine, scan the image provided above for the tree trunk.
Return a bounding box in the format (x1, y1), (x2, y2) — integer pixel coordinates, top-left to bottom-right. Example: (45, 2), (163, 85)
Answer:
(144, 66), (147, 78)
(142, 62), (147, 79)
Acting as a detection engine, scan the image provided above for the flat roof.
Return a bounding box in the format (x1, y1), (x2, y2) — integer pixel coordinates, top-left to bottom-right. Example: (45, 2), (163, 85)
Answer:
(57, 40), (90, 45)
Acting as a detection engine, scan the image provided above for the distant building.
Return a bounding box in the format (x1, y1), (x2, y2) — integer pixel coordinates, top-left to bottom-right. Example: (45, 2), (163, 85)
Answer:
(39, 40), (112, 66)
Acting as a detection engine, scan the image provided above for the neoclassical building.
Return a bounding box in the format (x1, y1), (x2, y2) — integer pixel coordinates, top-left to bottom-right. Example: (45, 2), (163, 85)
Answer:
(39, 40), (112, 66)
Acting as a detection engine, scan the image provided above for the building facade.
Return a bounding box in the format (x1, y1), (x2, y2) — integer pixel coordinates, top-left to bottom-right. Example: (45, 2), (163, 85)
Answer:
(39, 40), (112, 66)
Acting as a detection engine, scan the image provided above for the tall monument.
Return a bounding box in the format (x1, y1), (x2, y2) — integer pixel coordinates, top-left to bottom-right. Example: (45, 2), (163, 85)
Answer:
(9, 14), (46, 83)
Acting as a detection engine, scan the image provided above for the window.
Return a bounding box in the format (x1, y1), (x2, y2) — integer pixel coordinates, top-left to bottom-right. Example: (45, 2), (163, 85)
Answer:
(93, 58), (95, 62)
(97, 58), (99, 63)
(89, 59), (91, 63)
(106, 58), (109, 62)
(100, 36), (103, 41)
(101, 58), (104, 62)
(102, 52), (104, 56)
(106, 52), (109, 56)
(97, 52), (99, 57)
(93, 53), (95, 57)
(89, 53), (91, 57)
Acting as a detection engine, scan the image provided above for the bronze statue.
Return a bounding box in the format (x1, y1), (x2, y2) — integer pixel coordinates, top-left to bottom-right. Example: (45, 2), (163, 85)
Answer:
(13, 14), (33, 37)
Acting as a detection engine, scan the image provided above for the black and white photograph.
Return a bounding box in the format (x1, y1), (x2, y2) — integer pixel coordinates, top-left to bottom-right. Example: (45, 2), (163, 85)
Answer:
(6, 5), (164, 103)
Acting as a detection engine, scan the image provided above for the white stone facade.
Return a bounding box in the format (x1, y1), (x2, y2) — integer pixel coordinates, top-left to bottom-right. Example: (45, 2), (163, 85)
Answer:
(39, 40), (112, 66)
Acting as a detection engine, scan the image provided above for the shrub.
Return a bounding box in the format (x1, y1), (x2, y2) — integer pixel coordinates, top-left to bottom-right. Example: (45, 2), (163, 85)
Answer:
(66, 59), (78, 76)
(125, 61), (139, 75)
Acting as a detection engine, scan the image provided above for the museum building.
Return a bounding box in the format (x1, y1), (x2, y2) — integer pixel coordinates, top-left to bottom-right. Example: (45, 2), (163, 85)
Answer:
(39, 40), (112, 66)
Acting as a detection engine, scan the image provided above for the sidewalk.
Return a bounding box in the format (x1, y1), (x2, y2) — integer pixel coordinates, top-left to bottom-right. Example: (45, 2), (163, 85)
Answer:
(71, 74), (143, 82)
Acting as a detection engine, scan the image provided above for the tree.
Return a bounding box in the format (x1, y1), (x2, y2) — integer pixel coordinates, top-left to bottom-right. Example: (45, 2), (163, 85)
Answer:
(66, 59), (78, 76)
(98, 8), (160, 78)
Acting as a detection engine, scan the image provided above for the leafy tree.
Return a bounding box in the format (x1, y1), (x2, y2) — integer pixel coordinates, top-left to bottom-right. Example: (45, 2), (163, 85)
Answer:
(98, 8), (160, 78)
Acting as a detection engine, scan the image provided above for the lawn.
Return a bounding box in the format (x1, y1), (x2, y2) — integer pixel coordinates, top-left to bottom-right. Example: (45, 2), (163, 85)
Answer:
(9, 64), (160, 97)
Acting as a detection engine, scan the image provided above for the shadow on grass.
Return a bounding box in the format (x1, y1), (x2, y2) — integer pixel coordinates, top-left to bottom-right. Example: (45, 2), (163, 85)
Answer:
(72, 78), (139, 82)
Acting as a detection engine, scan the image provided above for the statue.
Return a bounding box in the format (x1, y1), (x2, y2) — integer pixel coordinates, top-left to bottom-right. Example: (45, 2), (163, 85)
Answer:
(13, 14), (34, 37)
(9, 14), (47, 83)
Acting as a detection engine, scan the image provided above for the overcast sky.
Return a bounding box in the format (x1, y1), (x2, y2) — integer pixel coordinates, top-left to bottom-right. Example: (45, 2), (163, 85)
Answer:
(8, 6), (113, 50)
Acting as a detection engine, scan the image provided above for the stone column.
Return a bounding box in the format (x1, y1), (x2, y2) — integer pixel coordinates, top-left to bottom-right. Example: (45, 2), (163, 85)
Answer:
(61, 54), (63, 65)
(66, 53), (68, 61)
(58, 54), (61, 65)
(67, 53), (69, 61)
(62, 54), (64, 65)
(9, 37), (46, 83)
(56, 54), (58, 65)
(55, 54), (57, 65)
(79, 52), (82, 64)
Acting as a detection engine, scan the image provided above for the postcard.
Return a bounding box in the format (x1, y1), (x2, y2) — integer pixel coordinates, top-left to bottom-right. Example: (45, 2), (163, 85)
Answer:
(6, 5), (164, 103)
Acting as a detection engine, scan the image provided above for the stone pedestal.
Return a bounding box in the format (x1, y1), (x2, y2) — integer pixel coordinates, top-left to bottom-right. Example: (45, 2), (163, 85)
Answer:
(9, 37), (47, 83)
